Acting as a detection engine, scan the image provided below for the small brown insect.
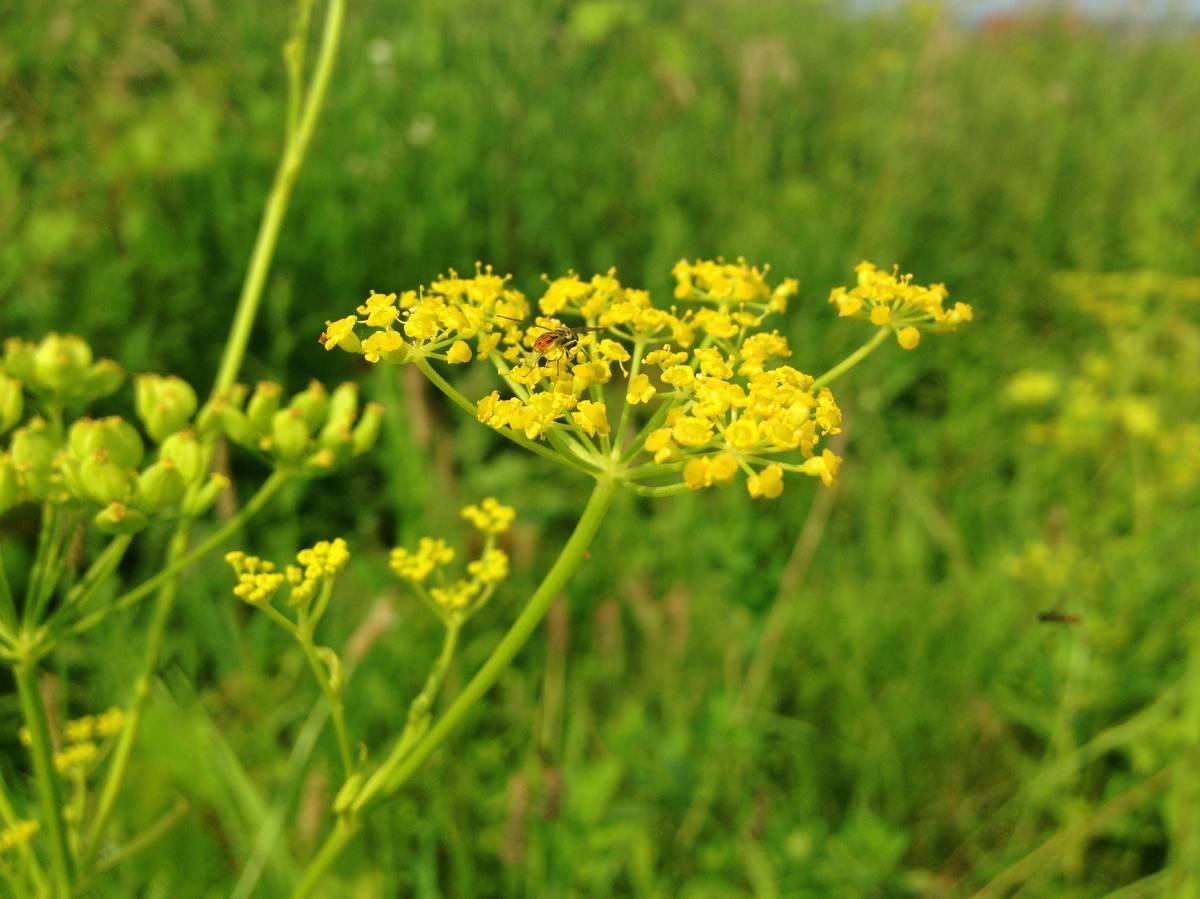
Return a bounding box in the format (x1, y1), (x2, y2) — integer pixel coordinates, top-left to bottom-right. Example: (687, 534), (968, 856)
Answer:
(496, 314), (604, 377)
(1037, 610), (1082, 624)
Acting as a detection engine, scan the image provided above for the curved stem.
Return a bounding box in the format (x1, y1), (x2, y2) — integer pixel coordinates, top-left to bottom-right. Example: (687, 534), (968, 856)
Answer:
(812, 327), (890, 390)
(14, 660), (73, 896)
(212, 0), (346, 393)
(289, 477), (619, 898)
(298, 637), (353, 778)
(69, 471), (291, 636)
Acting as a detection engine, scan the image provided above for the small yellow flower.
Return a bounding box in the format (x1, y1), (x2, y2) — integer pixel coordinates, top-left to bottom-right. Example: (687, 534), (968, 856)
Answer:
(801, 449), (842, 486)
(725, 419), (761, 452)
(897, 326), (920, 349)
(747, 464), (785, 499)
(672, 416), (714, 448)
(572, 400), (611, 438)
(626, 372), (656, 404)
(446, 340), (473, 364)
(320, 316), (360, 352)
(361, 329), (404, 364)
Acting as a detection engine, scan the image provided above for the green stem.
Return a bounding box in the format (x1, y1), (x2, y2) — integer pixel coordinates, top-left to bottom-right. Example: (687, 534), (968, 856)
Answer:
(23, 504), (59, 625)
(290, 477), (619, 898)
(14, 660), (73, 896)
(69, 471), (291, 636)
(290, 819), (359, 899)
(811, 327), (890, 390)
(42, 535), (133, 636)
(624, 482), (689, 498)
(80, 523), (191, 870)
(212, 0), (346, 393)
(411, 356), (594, 474)
(298, 637), (353, 778)
(612, 338), (646, 451)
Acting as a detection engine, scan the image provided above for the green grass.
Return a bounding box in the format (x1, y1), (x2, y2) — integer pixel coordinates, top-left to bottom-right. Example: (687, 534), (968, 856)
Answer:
(3, 1), (1200, 896)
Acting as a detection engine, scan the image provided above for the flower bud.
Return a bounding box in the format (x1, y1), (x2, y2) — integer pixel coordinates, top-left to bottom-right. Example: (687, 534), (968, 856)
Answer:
(80, 451), (131, 505)
(58, 458), (87, 501)
(135, 459), (187, 512)
(289, 381), (329, 432)
(94, 502), (149, 536)
(218, 406), (261, 449)
(3, 338), (35, 382)
(182, 472), (229, 517)
(325, 383), (359, 432)
(33, 334), (93, 393)
(68, 418), (105, 461)
(9, 421), (58, 500)
(80, 359), (125, 401)
(304, 447), (338, 474)
(97, 417), (145, 470)
(1, 375), (23, 434)
(352, 402), (384, 456)
(10, 420), (58, 471)
(159, 430), (208, 485)
(0, 454), (20, 513)
(135, 374), (198, 442)
(246, 382), (284, 433)
(271, 407), (311, 462)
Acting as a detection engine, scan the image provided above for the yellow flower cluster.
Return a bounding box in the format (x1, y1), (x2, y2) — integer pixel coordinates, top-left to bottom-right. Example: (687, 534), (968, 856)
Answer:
(55, 741), (99, 774)
(324, 260), (966, 499)
(461, 497), (516, 534)
(226, 552), (286, 605)
(19, 708), (124, 777)
(390, 498), (515, 619)
(0, 820), (39, 854)
(64, 707), (125, 744)
(672, 258), (798, 312)
(227, 538), (350, 609)
(829, 261), (973, 349)
(389, 538), (455, 582)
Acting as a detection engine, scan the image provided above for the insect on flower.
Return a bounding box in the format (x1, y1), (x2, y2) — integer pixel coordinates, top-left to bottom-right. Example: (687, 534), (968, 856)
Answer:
(495, 314), (605, 378)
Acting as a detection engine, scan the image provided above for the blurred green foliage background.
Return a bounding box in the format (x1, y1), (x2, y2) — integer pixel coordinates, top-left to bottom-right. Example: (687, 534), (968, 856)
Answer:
(3, 0), (1200, 896)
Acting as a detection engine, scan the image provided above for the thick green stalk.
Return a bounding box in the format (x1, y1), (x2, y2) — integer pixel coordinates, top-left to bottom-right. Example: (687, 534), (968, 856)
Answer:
(14, 661), (73, 896)
(812, 326), (890, 389)
(360, 477), (616, 809)
(289, 477), (619, 898)
(212, 0), (346, 393)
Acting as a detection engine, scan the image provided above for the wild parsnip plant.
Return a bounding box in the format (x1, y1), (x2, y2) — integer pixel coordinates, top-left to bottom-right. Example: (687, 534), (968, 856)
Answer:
(262, 258), (972, 893)
(0, 0), (349, 895)
(2, 2), (980, 896)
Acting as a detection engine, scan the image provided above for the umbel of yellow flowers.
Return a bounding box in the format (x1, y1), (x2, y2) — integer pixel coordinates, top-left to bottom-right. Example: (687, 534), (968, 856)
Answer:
(322, 259), (971, 500)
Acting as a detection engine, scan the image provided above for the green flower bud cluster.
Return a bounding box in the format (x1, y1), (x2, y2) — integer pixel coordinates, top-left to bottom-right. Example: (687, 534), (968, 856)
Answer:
(0, 413), (224, 534)
(199, 380), (383, 474)
(2, 335), (124, 407)
(0, 357), (225, 531)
